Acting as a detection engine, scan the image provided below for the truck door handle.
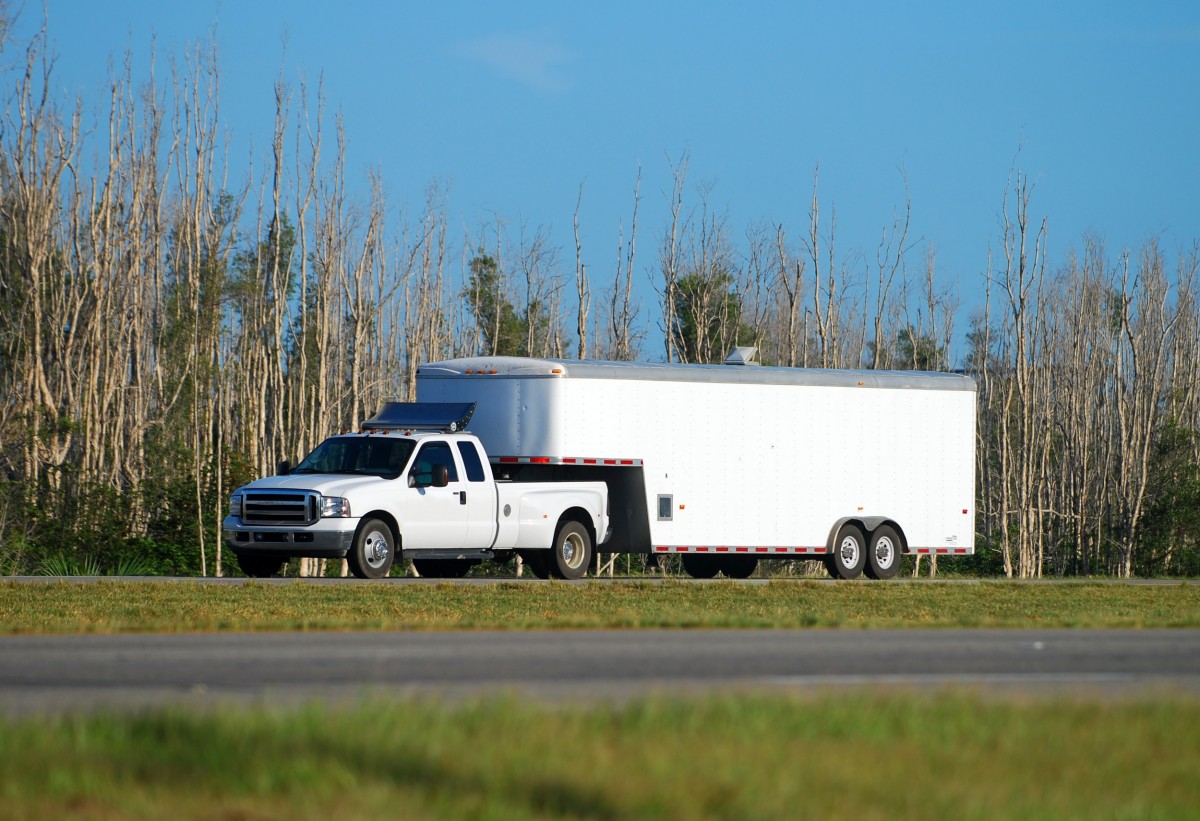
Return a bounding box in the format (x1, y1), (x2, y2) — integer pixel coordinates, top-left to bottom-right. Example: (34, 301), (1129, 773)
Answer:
(457, 491), (467, 505)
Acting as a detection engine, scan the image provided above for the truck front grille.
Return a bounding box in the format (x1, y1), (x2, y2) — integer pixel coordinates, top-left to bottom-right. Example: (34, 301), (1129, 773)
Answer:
(242, 491), (319, 526)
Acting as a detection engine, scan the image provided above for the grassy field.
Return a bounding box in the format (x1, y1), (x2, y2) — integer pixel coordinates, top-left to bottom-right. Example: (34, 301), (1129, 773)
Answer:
(2, 578), (1200, 634)
(5, 579), (1199, 818)
(2, 693), (1198, 819)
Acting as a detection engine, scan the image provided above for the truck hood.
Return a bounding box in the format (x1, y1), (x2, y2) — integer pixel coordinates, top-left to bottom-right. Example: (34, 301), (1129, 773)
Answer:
(236, 473), (397, 497)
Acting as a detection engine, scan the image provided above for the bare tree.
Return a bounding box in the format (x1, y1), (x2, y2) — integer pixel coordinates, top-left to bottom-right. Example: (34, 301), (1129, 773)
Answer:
(988, 166), (1052, 578)
(659, 151), (688, 362)
(573, 181), (589, 359)
(599, 166), (642, 361)
(868, 171), (913, 369)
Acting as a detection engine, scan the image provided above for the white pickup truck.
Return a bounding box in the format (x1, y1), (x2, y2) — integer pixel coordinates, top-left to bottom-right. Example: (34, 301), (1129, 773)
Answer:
(222, 403), (609, 579)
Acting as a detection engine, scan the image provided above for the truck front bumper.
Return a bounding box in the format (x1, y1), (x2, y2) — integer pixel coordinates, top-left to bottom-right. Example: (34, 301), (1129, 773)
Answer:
(222, 516), (357, 558)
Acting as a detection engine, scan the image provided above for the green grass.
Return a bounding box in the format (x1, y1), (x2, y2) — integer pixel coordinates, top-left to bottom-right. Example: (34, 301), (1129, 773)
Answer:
(4, 581), (1198, 818)
(2, 579), (1200, 633)
(2, 693), (1198, 819)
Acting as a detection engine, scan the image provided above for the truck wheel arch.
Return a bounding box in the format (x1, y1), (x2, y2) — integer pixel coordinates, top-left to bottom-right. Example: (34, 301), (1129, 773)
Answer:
(557, 507), (597, 550)
(360, 510), (402, 550)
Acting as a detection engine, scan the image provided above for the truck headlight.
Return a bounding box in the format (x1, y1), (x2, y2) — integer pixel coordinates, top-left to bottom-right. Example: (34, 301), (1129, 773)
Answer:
(320, 496), (351, 518)
(229, 493), (243, 518)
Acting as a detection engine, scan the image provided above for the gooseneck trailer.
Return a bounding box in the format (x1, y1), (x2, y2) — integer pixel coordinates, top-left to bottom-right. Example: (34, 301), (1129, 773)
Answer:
(416, 355), (976, 579)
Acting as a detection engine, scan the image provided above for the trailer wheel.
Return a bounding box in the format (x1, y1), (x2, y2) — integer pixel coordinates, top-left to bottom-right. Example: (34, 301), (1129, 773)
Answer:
(681, 554), (720, 579)
(347, 517), (395, 579)
(236, 552), (284, 578)
(550, 520), (592, 580)
(826, 524), (867, 580)
(865, 525), (902, 580)
(721, 555), (758, 579)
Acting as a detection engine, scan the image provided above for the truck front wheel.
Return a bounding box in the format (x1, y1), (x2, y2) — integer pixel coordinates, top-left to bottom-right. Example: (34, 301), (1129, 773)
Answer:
(348, 517), (395, 579)
(550, 520), (592, 580)
(826, 523), (867, 580)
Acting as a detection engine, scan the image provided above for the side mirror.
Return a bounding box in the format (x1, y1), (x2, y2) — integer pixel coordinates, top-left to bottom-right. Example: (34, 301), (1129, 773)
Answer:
(276, 460), (291, 476)
(432, 464), (450, 488)
(408, 464), (449, 489)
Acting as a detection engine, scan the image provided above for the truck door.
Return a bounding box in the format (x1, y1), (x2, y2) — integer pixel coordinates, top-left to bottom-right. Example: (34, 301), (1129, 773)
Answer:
(456, 440), (498, 548)
(403, 440), (469, 550)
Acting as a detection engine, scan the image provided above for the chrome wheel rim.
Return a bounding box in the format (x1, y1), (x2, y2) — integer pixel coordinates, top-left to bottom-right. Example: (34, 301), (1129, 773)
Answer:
(363, 529), (390, 569)
(838, 535), (860, 567)
(874, 536), (896, 569)
(561, 531), (585, 570)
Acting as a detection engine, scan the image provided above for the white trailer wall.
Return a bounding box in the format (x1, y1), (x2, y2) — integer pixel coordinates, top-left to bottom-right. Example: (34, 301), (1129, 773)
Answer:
(417, 358), (975, 555)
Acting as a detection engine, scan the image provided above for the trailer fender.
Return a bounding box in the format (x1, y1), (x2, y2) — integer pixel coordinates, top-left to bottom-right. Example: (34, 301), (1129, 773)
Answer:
(825, 517), (908, 554)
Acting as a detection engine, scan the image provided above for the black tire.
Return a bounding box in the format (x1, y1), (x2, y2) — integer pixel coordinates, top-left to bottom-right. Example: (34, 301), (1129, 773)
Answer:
(236, 552), (284, 578)
(549, 520), (592, 580)
(347, 517), (395, 579)
(519, 550), (552, 579)
(721, 555), (759, 579)
(865, 525), (903, 580)
(681, 554), (720, 579)
(825, 523), (867, 580)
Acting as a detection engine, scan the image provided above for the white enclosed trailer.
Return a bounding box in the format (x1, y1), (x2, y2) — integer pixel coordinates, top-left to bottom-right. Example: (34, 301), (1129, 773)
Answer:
(416, 356), (976, 579)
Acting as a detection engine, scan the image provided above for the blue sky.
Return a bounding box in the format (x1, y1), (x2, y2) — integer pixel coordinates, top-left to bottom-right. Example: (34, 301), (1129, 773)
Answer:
(15, 2), (1200, 361)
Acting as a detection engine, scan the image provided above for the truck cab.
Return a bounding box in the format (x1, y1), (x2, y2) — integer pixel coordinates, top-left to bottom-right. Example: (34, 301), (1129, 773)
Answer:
(223, 403), (609, 579)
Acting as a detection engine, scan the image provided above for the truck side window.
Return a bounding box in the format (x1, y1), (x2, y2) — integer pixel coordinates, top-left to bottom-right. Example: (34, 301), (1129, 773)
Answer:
(456, 442), (486, 482)
(412, 441), (459, 483)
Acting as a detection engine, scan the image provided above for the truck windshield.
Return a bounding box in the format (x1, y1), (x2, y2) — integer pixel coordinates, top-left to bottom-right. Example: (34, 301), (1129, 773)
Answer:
(291, 437), (415, 478)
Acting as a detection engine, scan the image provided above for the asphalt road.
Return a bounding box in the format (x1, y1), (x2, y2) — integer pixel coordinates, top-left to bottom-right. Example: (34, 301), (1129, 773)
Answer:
(3, 628), (1199, 715)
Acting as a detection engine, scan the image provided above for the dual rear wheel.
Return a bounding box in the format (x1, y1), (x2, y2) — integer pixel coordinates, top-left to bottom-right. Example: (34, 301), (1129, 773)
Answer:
(520, 519), (594, 580)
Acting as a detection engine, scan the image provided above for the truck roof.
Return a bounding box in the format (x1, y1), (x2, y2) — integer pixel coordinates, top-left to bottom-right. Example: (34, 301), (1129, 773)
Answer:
(417, 356), (976, 392)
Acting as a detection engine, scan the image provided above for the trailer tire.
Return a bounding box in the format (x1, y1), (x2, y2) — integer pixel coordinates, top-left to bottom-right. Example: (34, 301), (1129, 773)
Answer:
(347, 517), (395, 579)
(237, 552), (284, 578)
(865, 525), (902, 580)
(681, 554), (720, 579)
(826, 523), (867, 580)
(721, 555), (758, 579)
(550, 520), (592, 580)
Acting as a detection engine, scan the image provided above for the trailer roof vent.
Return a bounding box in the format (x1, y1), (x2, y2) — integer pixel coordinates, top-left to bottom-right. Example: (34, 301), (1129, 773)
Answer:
(724, 347), (760, 366)
(362, 402), (476, 433)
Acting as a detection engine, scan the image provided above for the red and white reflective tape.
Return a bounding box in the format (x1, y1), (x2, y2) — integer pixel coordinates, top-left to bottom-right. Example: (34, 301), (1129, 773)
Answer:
(494, 456), (643, 466)
(912, 547), (972, 555)
(654, 545), (829, 555)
